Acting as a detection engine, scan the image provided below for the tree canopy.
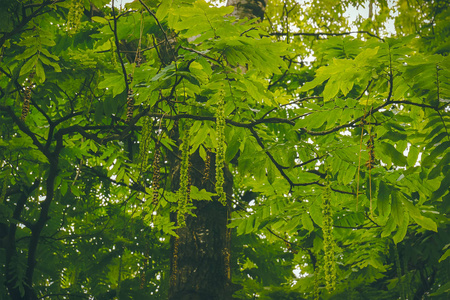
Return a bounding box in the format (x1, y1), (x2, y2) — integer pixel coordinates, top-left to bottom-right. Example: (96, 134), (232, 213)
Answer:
(0, 0), (449, 299)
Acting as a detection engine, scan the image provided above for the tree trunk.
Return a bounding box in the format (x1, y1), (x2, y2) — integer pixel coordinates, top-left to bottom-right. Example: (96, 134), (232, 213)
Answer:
(169, 151), (233, 300)
(168, 1), (268, 299)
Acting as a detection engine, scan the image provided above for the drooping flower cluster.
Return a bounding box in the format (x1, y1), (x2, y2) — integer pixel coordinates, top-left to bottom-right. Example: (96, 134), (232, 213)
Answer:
(126, 74), (134, 123)
(66, 0), (84, 35)
(177, 123), (191, 227)
(151, 146), (161, 204)
(215, 89), (226, 206)
(21, 72), (34, 121)
(138, 116), (152, 173)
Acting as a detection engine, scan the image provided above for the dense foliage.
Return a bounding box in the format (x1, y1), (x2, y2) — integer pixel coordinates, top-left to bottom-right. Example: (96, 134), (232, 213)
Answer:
(0, 0), (449, 299)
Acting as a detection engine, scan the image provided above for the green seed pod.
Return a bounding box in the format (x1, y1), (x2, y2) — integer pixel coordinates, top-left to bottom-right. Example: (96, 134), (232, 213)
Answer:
(322, 173), (336, 292)
(215, 89), (226, 206)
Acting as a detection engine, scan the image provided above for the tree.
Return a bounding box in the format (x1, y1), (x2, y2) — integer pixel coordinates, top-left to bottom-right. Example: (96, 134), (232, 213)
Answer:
(0, 0), (449, 299)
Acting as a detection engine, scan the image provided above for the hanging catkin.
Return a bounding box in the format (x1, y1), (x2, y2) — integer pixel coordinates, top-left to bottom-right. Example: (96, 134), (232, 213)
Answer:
(202, 151), (211, 184)
(177, 122), (191, 227)
(66, 0), (83, 35)
(215, 89), (226, 206)
(126, 74), (134, 123)
(322, 173), (336, 292)
(138, 116), (152, 173)
(313, 265), (320, 300)
(140, 242), (149, 289)
(21, 72), (34, 121)
(151, 146), (161, 204)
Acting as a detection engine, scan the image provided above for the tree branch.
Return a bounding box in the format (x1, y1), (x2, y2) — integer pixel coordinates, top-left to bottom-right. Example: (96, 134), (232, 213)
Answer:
(249, 126), (320, 191)
(25, 144), (61, 294)
(270, 30), (383, 40)
(0, 105), (48, 157)
(180, 46), (220, 62)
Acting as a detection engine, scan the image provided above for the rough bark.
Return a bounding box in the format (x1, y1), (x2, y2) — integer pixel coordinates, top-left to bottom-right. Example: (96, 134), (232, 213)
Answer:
(169, 151), (233, 300)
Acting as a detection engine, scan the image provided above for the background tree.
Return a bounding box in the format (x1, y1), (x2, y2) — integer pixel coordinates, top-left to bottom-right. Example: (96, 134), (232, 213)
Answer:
(0, 0), (449, 300)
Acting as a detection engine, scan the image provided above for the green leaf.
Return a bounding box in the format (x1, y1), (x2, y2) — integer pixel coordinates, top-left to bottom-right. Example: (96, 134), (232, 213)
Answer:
(428, 152), (450, 179)
(391, 192), (404, 226)
(413, 215), (438, 232)
(377, 181), (391, 217)
(422, 141), (450, 167)
(151, 64), (176, 81)
(98, 73), (126, 97)
(379, 131), (407, 142)
(430, 280), (450, 296)
(323, 78), (340, 101)
(176, 71), (201, 86)
(156, 0), (172, 21)
(245, 214), (257, 234)
(430, 172), (450, 201)
(378, 142), (407, 166)
(266, 161), (276, 185)
(393, 211), (409, 244)
(342, 164), (356, 185)
(91, 16), (109, 24)
(306, 111), (329, 130)
(309, 199), (323, 227)
(190, 186), (215, 201)
(190, 124), (209, 153)
(241, 257), (258, 270)
(225, 135), (240, 163)
(400, 195), (437, 232)
(20, 56), (38, 76)
(439, 248), (450, 263)
(302, 212), (314, 233)
(15, 47), (37, 61)
(325, 109), (340, 129)
(39, 55), (61, 72)
(39, 48), (59, 61)
(300, 72), (330, 91)
(407, 145), (420, 166)
(354, 46), (379, 65)
(35, 60), (45, 83)
(381, 215), (397, 238)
